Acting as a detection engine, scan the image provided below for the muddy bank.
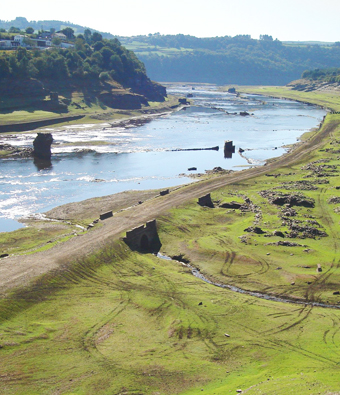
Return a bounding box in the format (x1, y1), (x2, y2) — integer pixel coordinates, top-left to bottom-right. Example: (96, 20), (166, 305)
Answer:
(0, 115), (85, 134)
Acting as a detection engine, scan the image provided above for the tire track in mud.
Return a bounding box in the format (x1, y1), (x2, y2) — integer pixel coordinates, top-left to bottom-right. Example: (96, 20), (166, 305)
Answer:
(269, 338), (338, 365)
(179, 259), (340, 310)
(305, 187), (340, 302)
(220, 250), (269, 278)
(261, 305), (312, 336)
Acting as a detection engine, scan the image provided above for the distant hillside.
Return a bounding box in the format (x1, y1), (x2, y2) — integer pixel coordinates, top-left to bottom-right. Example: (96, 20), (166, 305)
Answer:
(0, 16), (114, 39)
(283, 41), (334, 47)
(118, 34), (340, 85)
(3, 19), (340, 86)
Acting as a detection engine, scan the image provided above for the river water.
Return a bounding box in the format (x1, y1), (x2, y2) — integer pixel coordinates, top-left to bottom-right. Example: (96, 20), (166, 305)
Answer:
(0, 85), (326, 232)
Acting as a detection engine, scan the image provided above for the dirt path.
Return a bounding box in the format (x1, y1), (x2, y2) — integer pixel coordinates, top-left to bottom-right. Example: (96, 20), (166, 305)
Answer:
(0, 118), (336, 295)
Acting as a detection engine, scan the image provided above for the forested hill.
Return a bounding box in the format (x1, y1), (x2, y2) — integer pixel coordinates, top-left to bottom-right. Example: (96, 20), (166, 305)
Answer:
(119, 34), (340, 85)
(0, 31), (166, 108)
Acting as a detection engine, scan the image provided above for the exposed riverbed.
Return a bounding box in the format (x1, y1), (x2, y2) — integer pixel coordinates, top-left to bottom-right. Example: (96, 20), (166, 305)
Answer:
(0, 85), (326, 232)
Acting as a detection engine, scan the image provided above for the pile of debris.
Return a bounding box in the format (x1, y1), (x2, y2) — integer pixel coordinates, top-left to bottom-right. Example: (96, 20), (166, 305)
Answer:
(284, 220), (328, 239)
(265, 241), (306, 247)
(277, 180), (318, 191)
(259, 190), (315, 208)
(301, 162), (338, 178)
(328, 196), (340, 204)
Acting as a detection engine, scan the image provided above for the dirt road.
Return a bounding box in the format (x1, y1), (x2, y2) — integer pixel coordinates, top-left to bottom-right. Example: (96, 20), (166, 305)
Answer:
(0, 119), (335, 295)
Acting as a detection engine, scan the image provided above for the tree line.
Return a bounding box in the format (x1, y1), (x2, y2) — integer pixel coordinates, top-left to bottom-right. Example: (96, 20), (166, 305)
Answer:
(302, 67), (340, 83)
(121, 34), (340, 85)
(0, 30), (147, 87)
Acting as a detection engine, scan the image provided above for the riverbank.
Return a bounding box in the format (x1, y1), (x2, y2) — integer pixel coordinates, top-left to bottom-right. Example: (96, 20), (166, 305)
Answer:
(0, 90), (338, 295)
(0, 93), (182, 137)
(2, 85), (340, 395)
(0, 96), (186, 159)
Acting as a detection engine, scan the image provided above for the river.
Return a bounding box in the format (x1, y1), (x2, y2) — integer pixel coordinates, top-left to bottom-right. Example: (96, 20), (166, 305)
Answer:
(0, 84), (326, 232)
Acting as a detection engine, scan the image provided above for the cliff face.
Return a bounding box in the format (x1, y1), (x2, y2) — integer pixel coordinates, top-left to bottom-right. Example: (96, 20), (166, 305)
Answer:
(128, 76), (167, 102)
(98, 90), (148, 110)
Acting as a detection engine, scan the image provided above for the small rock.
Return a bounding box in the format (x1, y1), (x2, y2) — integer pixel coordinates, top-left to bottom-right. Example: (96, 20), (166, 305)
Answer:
(236, 390), (243, 393)
(275, 267), (282, 270)
(266, 252), (270, 255)
(224, 333), (230, 337)
(291, 282), (295, 285)
(198, 302), (203, 306)
(333, 291), (340, 295)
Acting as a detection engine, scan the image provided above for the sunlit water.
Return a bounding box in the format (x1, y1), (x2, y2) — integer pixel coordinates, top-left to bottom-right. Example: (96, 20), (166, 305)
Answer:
(0, 85), (326, 232)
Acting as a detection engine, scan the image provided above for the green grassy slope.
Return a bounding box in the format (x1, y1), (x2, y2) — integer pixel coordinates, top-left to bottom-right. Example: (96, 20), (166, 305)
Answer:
(1, 241), (340, 395)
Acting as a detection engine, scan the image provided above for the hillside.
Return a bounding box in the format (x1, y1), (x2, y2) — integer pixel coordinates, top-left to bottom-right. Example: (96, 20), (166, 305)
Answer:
(118, 34), (340, 85)
(1, 84), (340, 393)
(0, 31), (168, 128)
(3, 18), (340, 86)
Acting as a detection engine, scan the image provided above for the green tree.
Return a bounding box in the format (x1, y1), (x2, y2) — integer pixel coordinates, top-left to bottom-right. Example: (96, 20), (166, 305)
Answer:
(75, 37), (86, 51)
(25, 27), (34, 35)
(0, 58), (10, 79)
(260, 34), (273, 41)
(92, 32), (102, 43)
(61, 27), (75, 40)
(9, 26), (21, 33)
(52, 37), (62, 46)
(84, 29), (92, 44)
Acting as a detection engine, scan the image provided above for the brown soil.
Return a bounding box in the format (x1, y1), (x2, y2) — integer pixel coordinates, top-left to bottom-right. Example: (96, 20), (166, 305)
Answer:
(0, 115), (337, 296)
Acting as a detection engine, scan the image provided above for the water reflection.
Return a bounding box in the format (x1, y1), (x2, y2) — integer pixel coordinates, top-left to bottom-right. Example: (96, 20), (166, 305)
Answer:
(224, 150), (233, 159)
(33, 157), (53, 171)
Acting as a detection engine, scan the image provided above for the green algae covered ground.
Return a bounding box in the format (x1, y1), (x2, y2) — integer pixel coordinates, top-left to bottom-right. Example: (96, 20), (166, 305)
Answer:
(1, 87), (340, 394)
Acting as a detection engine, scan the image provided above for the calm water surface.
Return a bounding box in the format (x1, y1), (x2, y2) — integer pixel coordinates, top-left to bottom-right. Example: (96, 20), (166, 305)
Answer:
(0, 85), (326, 232)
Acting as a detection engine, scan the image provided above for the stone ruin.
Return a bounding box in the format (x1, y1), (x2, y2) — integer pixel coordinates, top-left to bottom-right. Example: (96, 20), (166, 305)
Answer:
(198, 193), (214, 208)
(33, 133), (53, 160)
(100, 211), (113, 220)
(123, 220), (161, 252)
(224, 140), (235, 159)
